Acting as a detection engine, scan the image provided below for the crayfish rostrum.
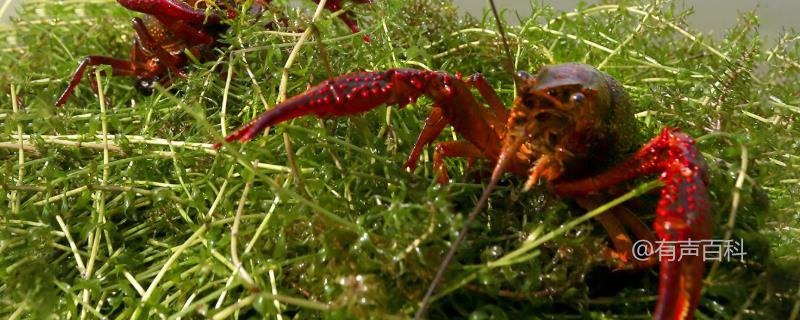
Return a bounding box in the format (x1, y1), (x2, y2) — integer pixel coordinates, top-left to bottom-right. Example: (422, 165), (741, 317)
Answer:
(55, 0), (372, 107)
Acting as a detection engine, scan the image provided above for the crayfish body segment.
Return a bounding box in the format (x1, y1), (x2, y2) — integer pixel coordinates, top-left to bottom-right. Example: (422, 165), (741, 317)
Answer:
(221, 63), (712, 320)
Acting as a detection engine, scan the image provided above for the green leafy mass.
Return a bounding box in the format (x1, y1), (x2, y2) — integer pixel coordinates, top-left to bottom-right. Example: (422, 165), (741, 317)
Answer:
(1, 0), (798, 318)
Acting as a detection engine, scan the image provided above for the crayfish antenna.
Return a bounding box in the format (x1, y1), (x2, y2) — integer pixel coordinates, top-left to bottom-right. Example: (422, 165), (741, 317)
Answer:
(488, 0), (524, 85)
(413, 3), (523, 318)
(414, 134), (526, 320)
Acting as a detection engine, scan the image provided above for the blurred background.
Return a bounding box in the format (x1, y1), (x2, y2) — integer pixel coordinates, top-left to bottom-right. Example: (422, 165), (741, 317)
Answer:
(0, 0), (17, 24)
(454, 0), (799, 40)
(2, 0), (799, 38)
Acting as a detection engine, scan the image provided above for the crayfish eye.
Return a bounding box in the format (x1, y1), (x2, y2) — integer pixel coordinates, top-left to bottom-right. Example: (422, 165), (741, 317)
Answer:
(570, 92), (585, 104)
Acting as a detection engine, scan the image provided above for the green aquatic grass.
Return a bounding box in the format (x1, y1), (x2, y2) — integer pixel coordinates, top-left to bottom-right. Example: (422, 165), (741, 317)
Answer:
(1, 0), (798, 318)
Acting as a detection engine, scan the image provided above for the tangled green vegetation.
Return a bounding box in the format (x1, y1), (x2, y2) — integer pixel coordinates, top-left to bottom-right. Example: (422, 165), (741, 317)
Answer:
(1, 0), (798, 318)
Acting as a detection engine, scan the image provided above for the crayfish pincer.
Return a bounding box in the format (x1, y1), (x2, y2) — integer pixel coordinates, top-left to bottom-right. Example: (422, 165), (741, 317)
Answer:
(217, 63), (712, 320)
(55, 0), (372, 107)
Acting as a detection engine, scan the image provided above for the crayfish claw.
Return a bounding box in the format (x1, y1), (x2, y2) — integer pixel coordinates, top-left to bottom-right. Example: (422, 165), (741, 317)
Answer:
(553, 128), (712, 320)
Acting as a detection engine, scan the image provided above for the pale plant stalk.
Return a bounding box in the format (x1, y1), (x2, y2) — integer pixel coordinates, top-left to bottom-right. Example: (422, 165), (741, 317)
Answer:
(56, 215), (87, 275)
(81, 69), (109, 320)
(168, 143), (194, 205)
(11, 84), (23, 215)
(212, 294), (258, 320)
(273, 0), (330, 198)
(231, 181), (257, 289)
(699, 133), (749, 282)
(0, 134), (301, 173)
(220, 52), (235, 136)
(205, 165), (236, 220)
(132, 225), (208, 319)
(236, 34), (271, 112)
(244, 176), (292, 320)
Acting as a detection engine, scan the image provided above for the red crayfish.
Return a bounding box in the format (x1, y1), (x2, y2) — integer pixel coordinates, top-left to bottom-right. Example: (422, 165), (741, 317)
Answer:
(215, 4), (713, 320)
(55, 0), (372, 107)
(218, 64), (711, 319)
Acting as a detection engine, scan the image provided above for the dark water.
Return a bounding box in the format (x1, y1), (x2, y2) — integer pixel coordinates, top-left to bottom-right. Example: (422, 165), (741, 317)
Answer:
(455, 0), (799, 41)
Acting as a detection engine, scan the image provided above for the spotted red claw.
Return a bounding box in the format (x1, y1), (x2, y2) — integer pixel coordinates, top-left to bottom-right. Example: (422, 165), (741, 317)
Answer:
(216, 68), (462, 148)
(554, 128), (712, 320)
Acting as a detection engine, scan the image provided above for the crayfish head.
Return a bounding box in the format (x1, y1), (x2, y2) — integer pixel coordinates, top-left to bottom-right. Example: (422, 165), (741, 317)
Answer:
(509, 63), (616, 185)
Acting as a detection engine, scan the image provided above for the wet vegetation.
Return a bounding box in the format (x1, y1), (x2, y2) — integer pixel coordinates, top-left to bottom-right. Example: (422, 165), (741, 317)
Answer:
(1, 0), (798, 318)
